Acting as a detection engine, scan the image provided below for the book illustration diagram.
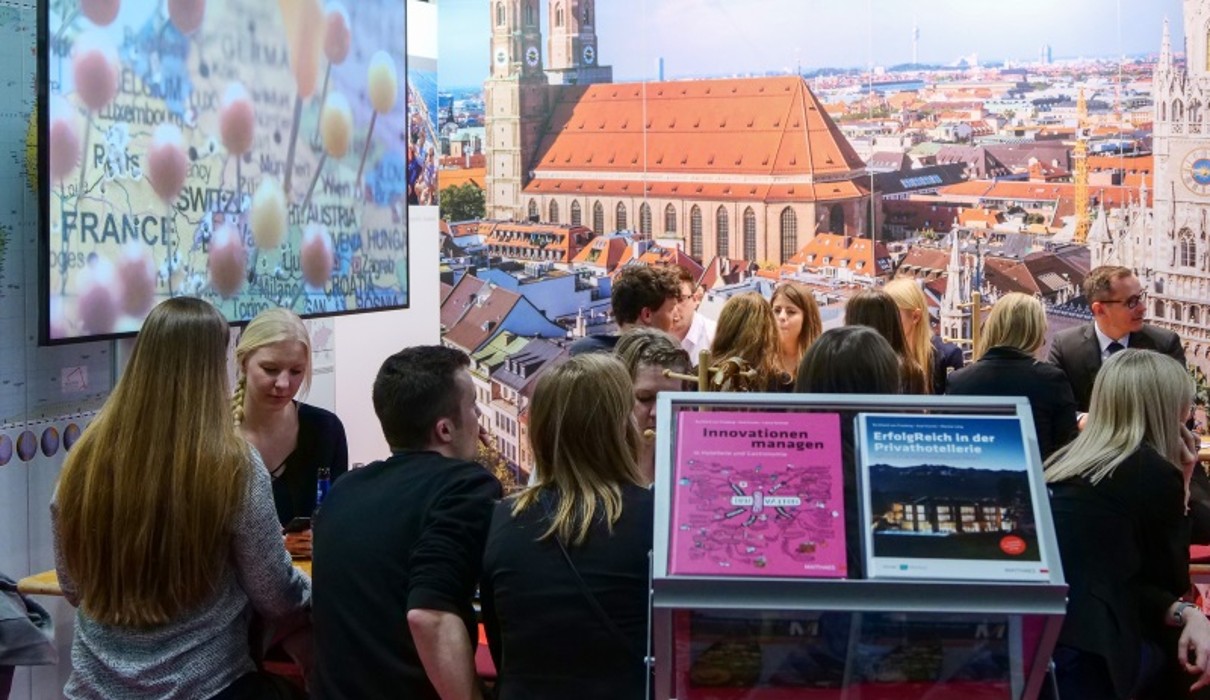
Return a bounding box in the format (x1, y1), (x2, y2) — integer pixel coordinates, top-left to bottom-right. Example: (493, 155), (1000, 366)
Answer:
(669, 411), (846, 578)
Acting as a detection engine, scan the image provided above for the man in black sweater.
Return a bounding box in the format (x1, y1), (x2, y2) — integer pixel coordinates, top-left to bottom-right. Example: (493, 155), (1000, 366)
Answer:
(313, 346), (501, 699)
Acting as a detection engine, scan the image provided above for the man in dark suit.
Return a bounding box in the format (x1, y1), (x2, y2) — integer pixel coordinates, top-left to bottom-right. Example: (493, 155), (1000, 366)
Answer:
(1045, 266), (1210, 545)
(1048, 265), (1185, 414)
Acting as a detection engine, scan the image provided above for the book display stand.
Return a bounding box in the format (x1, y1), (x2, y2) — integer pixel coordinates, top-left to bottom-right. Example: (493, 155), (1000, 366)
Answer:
(649, 393), (1067, 700)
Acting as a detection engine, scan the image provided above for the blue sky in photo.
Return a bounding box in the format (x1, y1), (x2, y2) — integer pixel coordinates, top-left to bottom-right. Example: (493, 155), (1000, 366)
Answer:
(438, 0), (1184, 88)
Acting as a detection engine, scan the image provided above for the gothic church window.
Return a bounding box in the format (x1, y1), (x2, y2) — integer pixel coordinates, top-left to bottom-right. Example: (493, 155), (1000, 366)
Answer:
(593, 201), (604, 235)
(665, 204), (677, 234)
(1191, 100), (1203, 125)
(1174, 99), (1185, 122)
(549, 200), (560, 224)
(496, 2), (505, 26)
(571, 200), (582, 226)
(555, 3), (564, 27)
(690, 206), (703, 259)
(780, 207), (798, 264)
(830, 205), (845, 234)
(640, 203), (652, 236)
(616, 202), (628, 231)
(716, 206), (730, 257)
(743, 207), (757, 261)
(1181, 228), (1197, 267)
(528, 199), (538, 220)
(525, 1), (535, 25)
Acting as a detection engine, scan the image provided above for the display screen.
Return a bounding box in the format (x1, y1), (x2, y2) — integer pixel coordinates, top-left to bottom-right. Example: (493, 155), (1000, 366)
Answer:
(40, 0), (410, 343)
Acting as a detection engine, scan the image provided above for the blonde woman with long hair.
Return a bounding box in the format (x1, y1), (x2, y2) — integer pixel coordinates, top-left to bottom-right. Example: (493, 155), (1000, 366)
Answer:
(481, 354), (653, 698)
(234, 308), (347, 556)
(708, 292), (786, 391)
(883, 278), (937, 393)
(1045, 350), (1209, 700)
(946, 293), (1077, 459)
(771, 282), (823, 382)
(52, 298), (309, 699)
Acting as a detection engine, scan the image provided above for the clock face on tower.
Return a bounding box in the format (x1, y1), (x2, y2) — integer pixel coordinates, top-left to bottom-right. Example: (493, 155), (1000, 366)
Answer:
(1182, 148), (1210, 196)
(582, 45), (595, 65)
(494, 49), (507, 66)
(525, 45), (539, 67)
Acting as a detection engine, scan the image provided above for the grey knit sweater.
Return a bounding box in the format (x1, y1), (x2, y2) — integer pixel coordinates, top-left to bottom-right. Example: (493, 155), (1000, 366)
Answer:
(52, 449), (312, 699)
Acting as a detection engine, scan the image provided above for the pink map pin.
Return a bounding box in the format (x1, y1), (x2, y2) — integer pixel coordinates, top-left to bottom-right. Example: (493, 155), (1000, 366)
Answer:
(301, 223), (335, 287)
(208, 223), (247, 298)
(146, 123), (189, 204)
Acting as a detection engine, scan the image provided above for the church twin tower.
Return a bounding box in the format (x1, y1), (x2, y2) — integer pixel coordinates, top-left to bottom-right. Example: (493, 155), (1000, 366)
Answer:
(485, 0), (612, 220)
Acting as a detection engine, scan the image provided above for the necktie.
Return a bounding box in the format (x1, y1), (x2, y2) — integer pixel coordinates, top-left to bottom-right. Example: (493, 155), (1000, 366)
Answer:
(1106, 341), (1125, 357)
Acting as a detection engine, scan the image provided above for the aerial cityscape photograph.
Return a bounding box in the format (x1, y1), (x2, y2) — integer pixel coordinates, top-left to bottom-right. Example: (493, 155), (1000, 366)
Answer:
(432, 0), (1203, 484)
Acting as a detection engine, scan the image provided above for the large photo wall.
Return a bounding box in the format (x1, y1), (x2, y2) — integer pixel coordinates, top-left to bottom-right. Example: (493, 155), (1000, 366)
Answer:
(435, 0), (1201, 485)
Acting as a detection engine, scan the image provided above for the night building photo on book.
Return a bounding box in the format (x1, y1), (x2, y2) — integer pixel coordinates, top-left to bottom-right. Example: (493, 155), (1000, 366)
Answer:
(858, 414), (1050, 581)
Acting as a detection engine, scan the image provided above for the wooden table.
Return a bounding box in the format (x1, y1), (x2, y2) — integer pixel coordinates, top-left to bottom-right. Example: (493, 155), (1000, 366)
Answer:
(17, 559), (312, 597)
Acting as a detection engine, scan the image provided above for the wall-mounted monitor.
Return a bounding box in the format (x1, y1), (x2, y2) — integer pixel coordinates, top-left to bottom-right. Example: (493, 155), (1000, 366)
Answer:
(40, 0), (409, 344)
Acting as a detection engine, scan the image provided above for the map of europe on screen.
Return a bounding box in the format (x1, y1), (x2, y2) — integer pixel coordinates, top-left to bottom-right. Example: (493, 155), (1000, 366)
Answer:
(44, 0), (409, 342)
(669, 411), (846, 578)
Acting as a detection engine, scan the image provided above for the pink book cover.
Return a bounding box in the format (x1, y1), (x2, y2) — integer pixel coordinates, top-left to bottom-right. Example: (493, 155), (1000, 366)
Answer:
(668, 411), (846, 578)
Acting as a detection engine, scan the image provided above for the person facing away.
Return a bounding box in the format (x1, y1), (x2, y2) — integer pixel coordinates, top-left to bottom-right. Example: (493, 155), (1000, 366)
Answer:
(52, 297), (310, 700)
(614, 327), (691, 483)
(946, 293), (1078, 460)
(312, 345), (502, 700)
(1044, 350), (1208, 700)
(844, 288), (928, 394)
(794, 325), (902, 579)
(771, 282), (823, 384)
(481, 353), (654, 699)
(570, 264), (682, 356)
(1048, 264), (1185, 414)
(707, 292), (787, 392)
(233, 308), (348, 557)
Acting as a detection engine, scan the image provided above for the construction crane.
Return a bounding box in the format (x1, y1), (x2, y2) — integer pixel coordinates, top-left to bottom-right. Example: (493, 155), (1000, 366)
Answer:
(1073, 88), (1091, 243)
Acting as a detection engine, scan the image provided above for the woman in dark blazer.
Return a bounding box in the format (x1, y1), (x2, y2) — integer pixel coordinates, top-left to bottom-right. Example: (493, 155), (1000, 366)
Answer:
(946, 293), (1077, 460)
(1045, 349), (1209, 699)
(481, 354), (652, 699)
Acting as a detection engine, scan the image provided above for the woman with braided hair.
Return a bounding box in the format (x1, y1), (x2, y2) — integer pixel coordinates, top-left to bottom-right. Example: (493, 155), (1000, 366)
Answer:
(234, 308), (348, 557)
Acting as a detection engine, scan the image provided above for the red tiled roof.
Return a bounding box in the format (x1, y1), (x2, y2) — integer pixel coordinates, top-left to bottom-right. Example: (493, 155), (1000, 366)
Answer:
(441, 274), (488, 333)
(443, 283), (523, 353)
(525, 177), (868, 203)
(484, 222), (592, 264)
(525, 76), (866, 202)
(959, 207), (1002, 228)
(938, 180), (1151, 208)
(698, 256), (756, 289)
(882, 200), (964, 232)
(616, 244), (706, 277)
(438, 167), (486, 191)
(788, 233), (893, 276)
(572, 236), (630, 270)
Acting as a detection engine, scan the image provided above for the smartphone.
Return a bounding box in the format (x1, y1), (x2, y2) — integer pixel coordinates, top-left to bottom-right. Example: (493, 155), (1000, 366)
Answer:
(282, 516), (311, 534)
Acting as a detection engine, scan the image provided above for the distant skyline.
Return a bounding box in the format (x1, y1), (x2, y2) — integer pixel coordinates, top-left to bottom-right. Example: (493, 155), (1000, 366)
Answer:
(438, 0), (1183, 88)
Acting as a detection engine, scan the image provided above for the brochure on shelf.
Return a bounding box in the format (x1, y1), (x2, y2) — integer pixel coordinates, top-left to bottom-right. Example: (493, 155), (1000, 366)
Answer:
(673, 609), (1020, 699)
(668, 410), (846, 578)
(857, 413), (1050, 582)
